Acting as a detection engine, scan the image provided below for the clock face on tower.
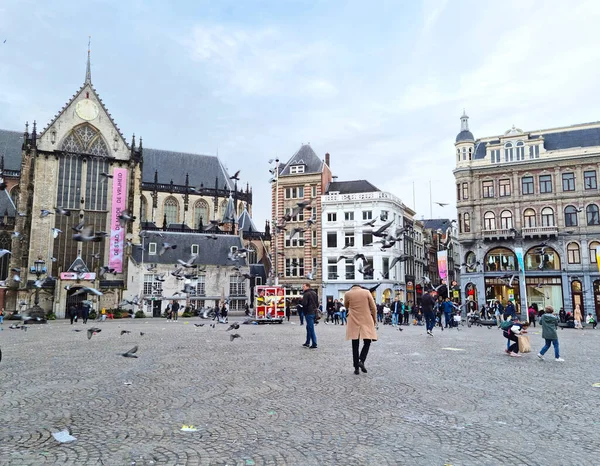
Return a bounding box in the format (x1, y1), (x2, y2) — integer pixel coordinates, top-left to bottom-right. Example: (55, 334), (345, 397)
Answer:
(76, 99), (99, 121)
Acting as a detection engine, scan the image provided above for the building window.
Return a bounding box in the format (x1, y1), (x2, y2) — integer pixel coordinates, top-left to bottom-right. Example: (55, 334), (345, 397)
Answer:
(229, 275), (246, 296)
(343, 211), (354, 221)
(284, 187), (304, 199)
(362, 231), (373, 246)
(311, 230), (317, 247)
(567, 243), (581, 264)
(463, 213), (471, 233)
(538, 174), (552, 193)
(327, 232), (337, 248)
(491, 149), (500, 164)
(521, 176), (534, 195)
(504, 143), (513, 162)
(247, 245), (258, 264)
(541, 207), (555, 227)
(148, 242), (157, 255)
(194, 200), (209, 228)
(327, 212), (337, 222)
(362, 258), (374, 279)
(362, 210), (372, 220)
(143, 274), (163, 296)
(482, 180), (494, 198)
(456, 184), (461, 201)
(344, 232), (355, 248)
(516, 142), (525, 161)
(584, 170), (597, 190)
(587, 204), (600, 225)
(564, 205), (578, 227)
(380, 210), (389, 221)
(589, 241), (600, 264)
(562, 173), (575, 191)
(311, 186), (317, 198)
(289, 165), (305, 174)
(499, 179), (511, 197)
(285, 230), (305, 247)
(345, 258), (355, 279)
(485, 247), (517, 272)
(285, 207), (304, 222)
(500, 210), (513, 229)
(382, 257), (389, 279)
(327, 258), (338, 280)
(191, 244), (199, 255)
(483, 211), (496, 230)
(196, 274), (206, 296)
(523, 208), (536, 228)
(456, 148), (460, 163)
(529, 145), (540, 159)
(462, 183), (468, 199)
(285, 258), (304, 277)
(140, 196), (147, 222)
(164, 197), (179, 225)
(462, 147), (466, 161)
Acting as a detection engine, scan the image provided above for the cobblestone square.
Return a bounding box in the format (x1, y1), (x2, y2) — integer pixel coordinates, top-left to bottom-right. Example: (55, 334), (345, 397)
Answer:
(0, 318), (598, 465)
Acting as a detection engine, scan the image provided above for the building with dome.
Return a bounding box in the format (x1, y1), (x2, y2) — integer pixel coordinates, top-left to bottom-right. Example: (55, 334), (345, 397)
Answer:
(454, 113), (600, 320)
(0, 52), (269, 317)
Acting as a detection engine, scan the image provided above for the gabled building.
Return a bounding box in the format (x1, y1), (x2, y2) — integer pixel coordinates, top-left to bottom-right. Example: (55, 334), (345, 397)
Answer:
(454, 112), (600, 319)
(320, 179), (416, 306)
(271, 145), (332, 300)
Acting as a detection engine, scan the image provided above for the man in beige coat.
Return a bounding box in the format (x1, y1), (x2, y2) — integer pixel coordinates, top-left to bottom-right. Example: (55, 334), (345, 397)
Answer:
(344, 284), (378, 375)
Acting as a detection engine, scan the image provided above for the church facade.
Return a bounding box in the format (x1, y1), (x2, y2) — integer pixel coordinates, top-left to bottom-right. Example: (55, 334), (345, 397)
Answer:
(0, 54), (262, 318)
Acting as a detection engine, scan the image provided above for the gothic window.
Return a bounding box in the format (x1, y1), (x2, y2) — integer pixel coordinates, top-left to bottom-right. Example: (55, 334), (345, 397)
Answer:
(164, 197), (179, 225)
(586, 204), (599, 225)
(57, 155), (83, 210)
(194, 200), (209, 228)
(85, 158), (110, 211)
(247, 244), (258, 264)
(220, 200), (228, 216)
(9, 186), (19, 212)
(140, 196), (148, 222)
(523, 208), (536, 228)
(0, 233), (10, 280)
(59, 123), (109, 156)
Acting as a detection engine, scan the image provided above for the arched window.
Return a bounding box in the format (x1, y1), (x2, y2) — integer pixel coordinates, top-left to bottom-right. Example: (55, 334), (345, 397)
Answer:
(9, 186), (19, 212)
(464, 251), (477, 271)
(523, 208), (536, 228)
(0, 233), (10, 280)
(59, 123), (109, 157)
(456, 149), (460, 163)
(525, 246), (561, 271)
(516, 141), (525, 160)
(564, 205), (578, 227)
(247, 244), (258, 264)
(567, 242), (581, 264)
(462, 147), (466, 161)
(500, 210), (513, 229)
(468, 147), (472, 160)
(504, 142), (513, 162)
(541, 207), (555, 227)
(194, 200), (209, 228)
(219, 200), (228, 216)
(589, 241), (600, 264)
(485, 247), (516, 272)
(464, 212), (471, 233)
(140, 196), (147, 222)
(163, 197), (179, 225)
(586, 204), (599, 225)
(483, 211), (496, 230)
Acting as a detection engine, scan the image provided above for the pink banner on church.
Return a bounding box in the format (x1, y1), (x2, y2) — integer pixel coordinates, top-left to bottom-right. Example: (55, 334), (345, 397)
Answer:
(109, 168), (128, 273)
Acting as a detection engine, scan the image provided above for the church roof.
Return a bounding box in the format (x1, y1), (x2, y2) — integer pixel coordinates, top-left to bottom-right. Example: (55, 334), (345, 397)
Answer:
(237, 208), (257, 232)
(279, 145), (324, 176)
(142, 148), (235, 190)
(0, 129), (23, 171)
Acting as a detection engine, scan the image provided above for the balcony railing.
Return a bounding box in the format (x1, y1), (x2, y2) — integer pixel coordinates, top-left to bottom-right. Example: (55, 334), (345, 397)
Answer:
(522, 226), (559, 237)
(322, 191), (406, 206)
(482, 228), (513, 239)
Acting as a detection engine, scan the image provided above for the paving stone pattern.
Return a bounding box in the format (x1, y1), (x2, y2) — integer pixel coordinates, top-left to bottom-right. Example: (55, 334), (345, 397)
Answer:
(0, 318), (599, 465)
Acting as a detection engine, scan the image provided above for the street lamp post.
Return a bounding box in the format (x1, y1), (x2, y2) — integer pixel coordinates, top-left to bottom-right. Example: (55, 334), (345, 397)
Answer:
(29, 258), (46, 318)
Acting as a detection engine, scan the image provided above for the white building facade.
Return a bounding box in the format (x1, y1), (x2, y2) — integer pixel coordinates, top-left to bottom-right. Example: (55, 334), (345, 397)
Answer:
(320, 181), (416, 306)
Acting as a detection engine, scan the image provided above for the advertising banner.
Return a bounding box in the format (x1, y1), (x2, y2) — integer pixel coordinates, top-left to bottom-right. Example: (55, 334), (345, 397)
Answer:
(437, 250), (448, 281)
(596, 245), (600, 273)
(109, 168), (128, 273)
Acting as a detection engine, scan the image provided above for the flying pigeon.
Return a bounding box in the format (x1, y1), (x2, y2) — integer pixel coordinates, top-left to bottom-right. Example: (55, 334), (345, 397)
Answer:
(118, 210), (136, 228)
(226, 322), (240, 332)
(229, 170), (241, 180)
(51, 228), (62, 239)
(0, 249), (11, 258)
(159, 243), (177, 256)
(72, 225), (96, 242)
(54, 207), (71, 216)
(121, 346), (138, 358)
(229, 333), (242, 341)
(87, 327), (102, 340)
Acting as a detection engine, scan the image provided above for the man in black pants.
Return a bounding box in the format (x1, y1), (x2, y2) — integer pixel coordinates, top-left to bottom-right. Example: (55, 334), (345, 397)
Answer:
(172, 301), (180, 321)
(421, 288), (436, 336)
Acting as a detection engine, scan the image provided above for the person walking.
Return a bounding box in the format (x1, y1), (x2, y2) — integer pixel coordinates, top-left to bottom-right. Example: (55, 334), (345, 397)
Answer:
(300, 283), (319, 349)
(391, 296), (400, 327)
(82, 303), (90, 324)
(574, 304), (583, 329)
(443, 297), (453, 328)
(537, 305), (563, 361)
(69, 305), (77, 325)
(528, 304), (537, 327)
(172, 301), (180, 321)
(344, 284), (377, 375)
(422, 288), (436, 336)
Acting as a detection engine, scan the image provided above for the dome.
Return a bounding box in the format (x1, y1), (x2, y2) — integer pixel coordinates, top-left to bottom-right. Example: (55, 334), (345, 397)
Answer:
(455, 130), (474, 143)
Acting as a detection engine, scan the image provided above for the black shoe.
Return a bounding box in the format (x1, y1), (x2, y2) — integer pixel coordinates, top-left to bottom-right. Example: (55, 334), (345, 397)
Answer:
(302, 343), (310, 347)
(354, 368), (360, 375)
(398, 327), (403, 331)
(358, 360), (367, 373)
(309, 345), (317, 349)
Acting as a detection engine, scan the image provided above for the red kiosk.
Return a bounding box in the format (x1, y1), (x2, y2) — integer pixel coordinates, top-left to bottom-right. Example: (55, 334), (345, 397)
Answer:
(254, 285), (285, 323)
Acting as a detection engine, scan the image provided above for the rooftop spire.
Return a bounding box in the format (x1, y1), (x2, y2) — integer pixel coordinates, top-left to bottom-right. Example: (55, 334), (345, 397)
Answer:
(85, 36), (92, 85)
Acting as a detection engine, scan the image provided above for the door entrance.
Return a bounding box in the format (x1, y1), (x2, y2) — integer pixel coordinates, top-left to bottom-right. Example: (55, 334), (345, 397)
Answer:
(593, 280), (600, 323)
(152, 300), (162, 317)
(570, 280), (584, 315)
(66, 287), (87, 319)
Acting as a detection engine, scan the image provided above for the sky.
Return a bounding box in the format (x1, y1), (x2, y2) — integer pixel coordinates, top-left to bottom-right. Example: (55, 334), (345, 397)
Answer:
(1, 0), (600, 226)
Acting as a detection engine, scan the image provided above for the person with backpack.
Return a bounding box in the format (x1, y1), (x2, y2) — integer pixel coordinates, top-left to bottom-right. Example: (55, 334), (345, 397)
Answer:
(300, 283), (319, 349)
(537, 305), (564, 362)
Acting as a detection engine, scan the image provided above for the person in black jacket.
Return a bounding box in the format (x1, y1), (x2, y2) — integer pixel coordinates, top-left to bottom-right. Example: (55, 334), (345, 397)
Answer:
(300, 283), (319, 349)
(421, 288), (437, 336)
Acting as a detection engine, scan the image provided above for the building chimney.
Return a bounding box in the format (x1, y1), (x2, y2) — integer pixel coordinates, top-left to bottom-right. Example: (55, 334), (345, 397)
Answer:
(325, 152), (330, 168)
